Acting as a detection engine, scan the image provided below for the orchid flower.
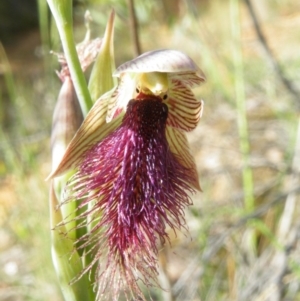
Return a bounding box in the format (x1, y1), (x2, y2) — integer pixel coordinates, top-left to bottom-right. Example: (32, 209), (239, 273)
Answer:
(48, 49), (205, 300)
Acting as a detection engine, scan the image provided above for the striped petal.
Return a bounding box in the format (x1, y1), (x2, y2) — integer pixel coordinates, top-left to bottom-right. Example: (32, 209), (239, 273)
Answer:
(114, 49), (202, 74)
(106, 73), (136, 122)
(170, 71), (205, 88)
(166, 77), (204, 131)
(166, 126), (201, 191)
(48, 97), (123, 179)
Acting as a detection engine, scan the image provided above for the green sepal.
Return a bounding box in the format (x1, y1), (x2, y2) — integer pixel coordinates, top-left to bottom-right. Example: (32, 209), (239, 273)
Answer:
(88, 10), (116, 102)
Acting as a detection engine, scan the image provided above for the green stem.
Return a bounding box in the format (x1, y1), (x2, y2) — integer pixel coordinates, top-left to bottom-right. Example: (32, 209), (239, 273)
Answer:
(47, 1), (96, 299)
(50, 182), (92, 301)
(37, 0), (51, 72)
(0, 42), (17, 104)
(230, 0), (254, 212)
(47, 0), (93, 116)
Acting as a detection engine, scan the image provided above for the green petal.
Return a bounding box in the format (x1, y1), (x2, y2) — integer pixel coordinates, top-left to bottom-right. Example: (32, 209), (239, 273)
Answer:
(88, 10), (116, 102)
(166, 126), (201, 191)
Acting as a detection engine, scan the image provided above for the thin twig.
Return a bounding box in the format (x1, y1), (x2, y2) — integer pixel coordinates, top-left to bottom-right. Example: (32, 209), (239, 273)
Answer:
(243, 0), (300, 104)
(277, 117), (300, 241)
(127, 0), (142, 56)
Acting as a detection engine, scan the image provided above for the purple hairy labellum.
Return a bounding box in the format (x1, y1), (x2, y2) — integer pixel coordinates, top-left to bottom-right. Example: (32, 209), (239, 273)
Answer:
(66, 94), (195, 299)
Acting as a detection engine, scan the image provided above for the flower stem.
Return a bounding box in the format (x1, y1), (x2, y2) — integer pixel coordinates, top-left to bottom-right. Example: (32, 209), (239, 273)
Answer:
(47, 0), (93, 116)
(230, 0), (257, 257)
(50, 182), (92, 301)
(230, 0), (254, 212)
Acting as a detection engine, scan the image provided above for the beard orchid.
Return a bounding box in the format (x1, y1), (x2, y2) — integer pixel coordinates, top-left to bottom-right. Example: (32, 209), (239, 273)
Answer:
(49, 49), (205, 300)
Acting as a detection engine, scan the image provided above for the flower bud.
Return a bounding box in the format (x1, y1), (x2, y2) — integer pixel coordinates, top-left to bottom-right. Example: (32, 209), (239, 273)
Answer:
(50, 77), (84, 241)
(51, 77), (83, 171)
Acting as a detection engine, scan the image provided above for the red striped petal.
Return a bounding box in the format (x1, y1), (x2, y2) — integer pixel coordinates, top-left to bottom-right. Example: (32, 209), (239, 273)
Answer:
(47, 97), (123, 179)
(106, 74), (136, 122)
(170, 71), (206, 88)
(114, 49), (203, 75)
(166, 78), (204, 131)
(166, 126), (201, 190)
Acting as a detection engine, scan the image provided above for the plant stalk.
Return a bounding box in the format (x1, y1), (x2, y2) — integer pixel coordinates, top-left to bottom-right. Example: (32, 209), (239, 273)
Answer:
(47, 0), (93, 116)
(230, 0), (254, 212)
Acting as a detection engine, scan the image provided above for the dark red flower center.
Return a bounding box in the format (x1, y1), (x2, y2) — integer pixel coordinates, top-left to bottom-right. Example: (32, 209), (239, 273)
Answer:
(125, 95), (168, 140)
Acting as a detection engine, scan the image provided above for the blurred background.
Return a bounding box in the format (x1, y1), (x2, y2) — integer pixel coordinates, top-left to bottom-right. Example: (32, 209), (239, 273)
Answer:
(0, 0), (300, 300)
